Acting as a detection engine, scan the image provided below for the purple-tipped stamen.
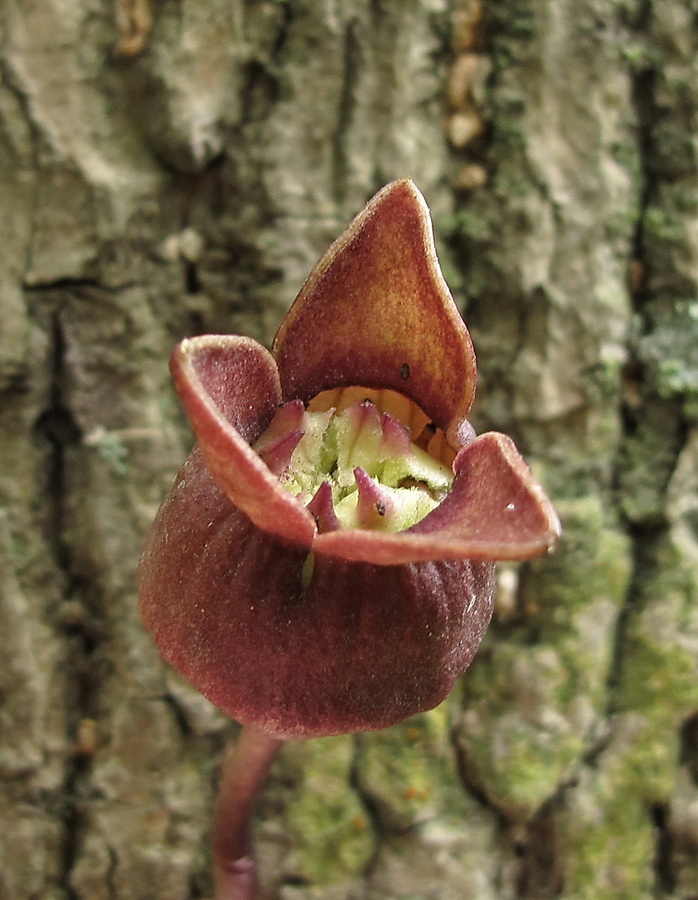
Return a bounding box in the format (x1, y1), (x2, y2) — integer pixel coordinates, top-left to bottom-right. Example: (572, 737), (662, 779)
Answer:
(307, 480), (342, 533)
(380, 411), (413, 457)
(256, 430), (305, 475)
(354, 466), (395, 529)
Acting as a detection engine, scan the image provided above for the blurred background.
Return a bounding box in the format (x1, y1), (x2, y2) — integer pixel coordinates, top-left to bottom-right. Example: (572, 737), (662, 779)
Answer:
(1, 0), (697, 898)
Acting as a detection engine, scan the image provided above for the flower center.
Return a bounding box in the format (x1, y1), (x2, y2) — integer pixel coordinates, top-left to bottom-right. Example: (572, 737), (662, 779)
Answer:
(254, 394), (453, 533)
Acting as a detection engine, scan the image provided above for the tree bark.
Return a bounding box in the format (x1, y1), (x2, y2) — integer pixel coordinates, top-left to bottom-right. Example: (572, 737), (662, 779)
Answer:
(0, 0), (696, 898)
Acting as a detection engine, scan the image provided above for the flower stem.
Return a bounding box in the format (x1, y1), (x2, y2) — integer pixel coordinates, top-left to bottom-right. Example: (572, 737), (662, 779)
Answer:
(212, 726), (284, 900)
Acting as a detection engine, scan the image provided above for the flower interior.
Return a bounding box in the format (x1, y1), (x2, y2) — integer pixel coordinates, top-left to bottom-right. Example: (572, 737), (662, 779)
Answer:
(253, 387), (454, 534)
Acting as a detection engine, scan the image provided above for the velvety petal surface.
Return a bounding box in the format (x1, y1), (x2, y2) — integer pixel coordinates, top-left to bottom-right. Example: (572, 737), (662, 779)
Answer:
(170, 335), (316, 548)
(139, 449), (496, 739)
(313, 432), (561, 565)
(273, 180), (477, 433)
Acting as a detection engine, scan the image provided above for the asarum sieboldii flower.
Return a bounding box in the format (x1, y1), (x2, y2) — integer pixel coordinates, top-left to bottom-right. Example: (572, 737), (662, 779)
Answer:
(138, 180), (560, 899)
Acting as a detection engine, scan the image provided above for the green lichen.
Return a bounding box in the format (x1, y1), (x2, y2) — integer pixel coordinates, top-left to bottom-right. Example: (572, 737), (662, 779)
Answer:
(559, 776), (656, 900)
(619, 397), (684, 524)
(642, 206), (684, 244)
(621, 40), (658, 71)
(494, 116), (527, 152)
(639, 301), (698, 402)
(614, 533), (698, 793)
(487, 1), (536, 50)
(283, 736), (373, 884)
(438, 209), (492, 243)
(457, 497), (631, 818)
(355, 704), (471, 831)
(8, 534), (31, 568)
(90, 430), (130, 475)
(610, 139), (640, 175)
(553, 523), (698, 899)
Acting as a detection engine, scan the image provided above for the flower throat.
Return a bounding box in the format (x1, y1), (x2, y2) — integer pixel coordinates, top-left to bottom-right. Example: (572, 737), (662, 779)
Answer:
(254, 391), (454, 534)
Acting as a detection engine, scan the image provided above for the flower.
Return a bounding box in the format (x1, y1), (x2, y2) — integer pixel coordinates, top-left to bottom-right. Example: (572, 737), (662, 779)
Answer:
(139, 180), (559, 740)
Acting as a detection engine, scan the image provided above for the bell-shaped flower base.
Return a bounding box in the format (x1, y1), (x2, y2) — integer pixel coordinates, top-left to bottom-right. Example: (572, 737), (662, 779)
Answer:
(139, 448), (496, 740)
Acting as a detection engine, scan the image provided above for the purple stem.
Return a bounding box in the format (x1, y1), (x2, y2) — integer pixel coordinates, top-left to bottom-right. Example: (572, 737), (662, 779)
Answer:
(212, 726), (284, 900)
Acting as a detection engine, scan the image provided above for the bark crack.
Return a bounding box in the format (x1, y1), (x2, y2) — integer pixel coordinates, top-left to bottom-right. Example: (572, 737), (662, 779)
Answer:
(347, 734), (382, 888)
(331, 21), (360, 205)
(607, 1), (694, 894)
(34, 309), (105, 898)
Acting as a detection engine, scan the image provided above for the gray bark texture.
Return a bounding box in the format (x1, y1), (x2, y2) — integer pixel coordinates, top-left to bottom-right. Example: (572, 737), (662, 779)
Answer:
(1, 0), (697, 898)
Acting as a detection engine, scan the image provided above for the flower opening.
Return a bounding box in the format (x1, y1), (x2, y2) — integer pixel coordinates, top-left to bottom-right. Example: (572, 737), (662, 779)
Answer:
(254, 394), (453, 533)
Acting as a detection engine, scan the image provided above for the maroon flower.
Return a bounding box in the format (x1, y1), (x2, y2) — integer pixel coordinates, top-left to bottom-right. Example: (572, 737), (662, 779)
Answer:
(139, 181), (560, 899)
(139, 179), (559, 744)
